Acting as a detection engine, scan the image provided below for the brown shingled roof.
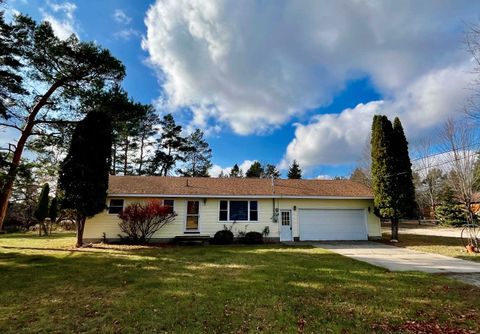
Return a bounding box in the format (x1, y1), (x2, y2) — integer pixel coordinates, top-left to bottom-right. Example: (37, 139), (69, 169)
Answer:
(108, 176), (373, 198)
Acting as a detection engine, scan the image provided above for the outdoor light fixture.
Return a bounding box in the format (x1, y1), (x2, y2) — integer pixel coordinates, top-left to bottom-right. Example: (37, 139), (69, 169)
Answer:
(293, 205), (297, 211)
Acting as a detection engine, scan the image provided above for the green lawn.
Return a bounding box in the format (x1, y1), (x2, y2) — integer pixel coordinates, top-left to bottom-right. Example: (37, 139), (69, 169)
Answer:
(382, 233), (480, 262)
(1, 233), (480, 333)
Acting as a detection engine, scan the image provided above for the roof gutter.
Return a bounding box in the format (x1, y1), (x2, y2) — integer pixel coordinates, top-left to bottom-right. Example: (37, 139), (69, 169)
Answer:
(108, 193), (374, 200)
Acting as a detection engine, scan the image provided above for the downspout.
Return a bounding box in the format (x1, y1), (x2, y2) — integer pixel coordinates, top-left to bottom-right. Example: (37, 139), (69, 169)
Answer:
(271, 177), (278, 223)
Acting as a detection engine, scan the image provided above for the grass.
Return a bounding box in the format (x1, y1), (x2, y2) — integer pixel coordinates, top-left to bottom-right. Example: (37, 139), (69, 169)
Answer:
(382, 233), (480, 262)
(1, 233), (480, 333)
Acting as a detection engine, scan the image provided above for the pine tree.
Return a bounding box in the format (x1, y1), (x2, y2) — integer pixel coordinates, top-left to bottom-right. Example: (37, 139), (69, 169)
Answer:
(229, 164), (243, 177)
(264, 164), (281, 179)
(49, 197), (58, 222)
(0, 11), (26, 118)
(0, 15), (124, 230)
(148, 114), (185, 176)
(177, 129), (212, 177)
(246, 161), (264, 178)
(135, 105), (159, 175)
(34, 183), (50, 235)
(59, 112), (112, 247)
(287, 160), (302, 179)
(392, 117), (416, 218)
(34, 183), (49, 222)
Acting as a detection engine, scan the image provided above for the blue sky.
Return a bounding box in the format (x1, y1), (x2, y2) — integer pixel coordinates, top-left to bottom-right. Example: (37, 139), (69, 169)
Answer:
(6, 0), (479, 178)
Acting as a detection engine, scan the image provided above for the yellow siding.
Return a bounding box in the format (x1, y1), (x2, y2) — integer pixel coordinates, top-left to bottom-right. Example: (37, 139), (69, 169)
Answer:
(84, 197), (380, 240)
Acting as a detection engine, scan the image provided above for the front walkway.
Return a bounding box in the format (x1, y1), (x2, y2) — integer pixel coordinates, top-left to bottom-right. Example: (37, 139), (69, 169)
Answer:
(309, 241), (480, 274)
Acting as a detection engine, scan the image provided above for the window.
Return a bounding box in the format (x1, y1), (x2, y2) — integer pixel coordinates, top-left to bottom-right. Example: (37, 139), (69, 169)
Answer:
(229, 201), (248, 221)
(108, 199), (124, 214)
(186, 200), (199, 230)
(250, 201), (258, 221)
(219, 200), (258, 222)
(163, 199), (174, 214)
(219, 201), (228, 221)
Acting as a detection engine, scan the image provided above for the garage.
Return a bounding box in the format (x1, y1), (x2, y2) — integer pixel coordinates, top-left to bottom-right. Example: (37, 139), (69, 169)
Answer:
(298, 209), (367, 241)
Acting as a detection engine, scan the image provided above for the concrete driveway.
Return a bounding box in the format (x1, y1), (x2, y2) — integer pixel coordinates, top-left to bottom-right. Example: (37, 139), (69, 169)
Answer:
(313, 241), (480, 274)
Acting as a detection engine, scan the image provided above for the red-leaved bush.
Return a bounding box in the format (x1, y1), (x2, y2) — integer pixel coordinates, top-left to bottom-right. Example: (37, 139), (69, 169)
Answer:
(118, 200), (177, 243)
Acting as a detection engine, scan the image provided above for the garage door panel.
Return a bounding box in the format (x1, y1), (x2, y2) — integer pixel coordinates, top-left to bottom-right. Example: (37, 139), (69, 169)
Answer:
(299, 209), (367, 241)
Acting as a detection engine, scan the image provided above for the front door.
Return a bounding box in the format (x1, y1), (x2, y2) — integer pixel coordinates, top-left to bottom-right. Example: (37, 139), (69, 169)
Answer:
(280, 210), (292, 241)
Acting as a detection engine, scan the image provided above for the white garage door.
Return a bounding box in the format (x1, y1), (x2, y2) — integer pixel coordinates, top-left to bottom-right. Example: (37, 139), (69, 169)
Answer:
(298, 209), (367, 241)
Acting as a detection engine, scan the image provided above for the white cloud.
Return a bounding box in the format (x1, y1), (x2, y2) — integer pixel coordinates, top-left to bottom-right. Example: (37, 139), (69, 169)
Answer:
(316, 175), (333, 180)
(113, 9), (132, 25)
(41, 1), (78, 40)
(281, 63), (475, 168)
(114, 28), (141, 41)
(209, 160), (255, 177)
(143, 0), (478, 135)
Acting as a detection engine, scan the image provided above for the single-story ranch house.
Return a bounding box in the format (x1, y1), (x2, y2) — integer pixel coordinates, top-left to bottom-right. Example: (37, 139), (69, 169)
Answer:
(84, 176), (381, 242)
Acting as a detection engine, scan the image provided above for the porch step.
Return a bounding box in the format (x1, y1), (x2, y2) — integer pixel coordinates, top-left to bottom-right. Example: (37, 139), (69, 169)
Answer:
(174, 235), (211, 246)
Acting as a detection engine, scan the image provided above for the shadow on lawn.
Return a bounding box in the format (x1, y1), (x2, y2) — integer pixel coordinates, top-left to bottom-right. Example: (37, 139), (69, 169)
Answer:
(381, 233), (465, 247)
(1, 245), (480, 333)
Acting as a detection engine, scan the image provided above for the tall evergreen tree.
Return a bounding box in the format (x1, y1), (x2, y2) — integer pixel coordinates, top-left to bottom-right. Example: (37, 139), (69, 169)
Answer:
(34, 183), (49, 235)
(114, 101), (144, 175)
(49, 197), (58, 222)
(0, 11), (26, 118)
(371, 115), (415, 241)
(287, 160), (302, 179)
(135, 105), (159, 175)
(246, 161), (264, 178)
(392, 117), (416, 218)
(147, 114), (185, 176)
(34, 183), (49, 222)
(229, 164), (243, 177)
(0, 15), (124, 230)
(264, 164), (281, 179)
(177, 129), (212, 177)
(59, 112), (112, 247)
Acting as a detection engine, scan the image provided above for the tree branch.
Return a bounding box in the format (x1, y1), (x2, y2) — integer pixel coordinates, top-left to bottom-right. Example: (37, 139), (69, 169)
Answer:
(0, 122), (22, 131)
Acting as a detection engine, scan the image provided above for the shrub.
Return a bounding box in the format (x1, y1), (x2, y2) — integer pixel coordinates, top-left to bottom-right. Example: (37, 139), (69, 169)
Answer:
(118, 200), (177, 243)
(242, 231), (263, 244)
(212, 229), (234, 245)
(435, 203), (467, 227)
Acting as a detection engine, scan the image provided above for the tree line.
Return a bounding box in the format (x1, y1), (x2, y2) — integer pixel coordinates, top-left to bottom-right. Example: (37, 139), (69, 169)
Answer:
(218, 160), (302, 179)
(0, 11), (215, 231)
(0, 9), (305, 234)
(352, 113), (480, 239)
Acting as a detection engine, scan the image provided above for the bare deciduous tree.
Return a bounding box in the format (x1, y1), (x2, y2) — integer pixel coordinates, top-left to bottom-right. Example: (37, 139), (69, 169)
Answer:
(441, 118), (479, 223)
(412, 137), (445, 219)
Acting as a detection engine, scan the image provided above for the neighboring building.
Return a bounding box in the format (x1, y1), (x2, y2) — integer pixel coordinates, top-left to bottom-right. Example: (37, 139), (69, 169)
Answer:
(84, 176), (381, 242)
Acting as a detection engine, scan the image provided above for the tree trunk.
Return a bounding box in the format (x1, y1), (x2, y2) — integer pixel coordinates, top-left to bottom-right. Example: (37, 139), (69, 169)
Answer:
(75, 215), (86, 248)
(391, 217), (399, 241)
(112, 142), (117, 175)
(41, 220), (48, 236)
(123, 137), (129, 175)
(0, 81), (63, 231)
(138, 131), (146, 174)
